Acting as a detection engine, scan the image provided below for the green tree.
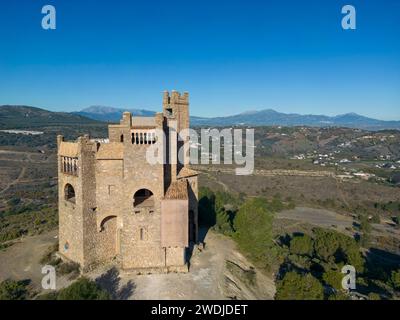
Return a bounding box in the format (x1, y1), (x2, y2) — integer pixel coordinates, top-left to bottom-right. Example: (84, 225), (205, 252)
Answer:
(0, 279), (28, 300)
(289, 234), (314, 256)
(214, 209), (233, 235)
(57, 277), (110, 300)
(313, 229), (340, 262)
(234, 198), (275, 263)
(275, 272), (324, 300)
(322, 269), (343, 291)
(313, 228), (365, 273)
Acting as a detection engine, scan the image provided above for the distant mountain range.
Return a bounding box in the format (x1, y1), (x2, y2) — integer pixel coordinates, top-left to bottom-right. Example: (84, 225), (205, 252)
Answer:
(75, 106), (400, 130)
(73, 106), (155, 122)
(1, 105), (399, 131)
(191, 109), (400, 130)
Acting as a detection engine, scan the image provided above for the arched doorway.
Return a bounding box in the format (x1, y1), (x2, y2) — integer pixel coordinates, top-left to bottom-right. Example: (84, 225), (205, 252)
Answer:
(98, 216), (118, 260)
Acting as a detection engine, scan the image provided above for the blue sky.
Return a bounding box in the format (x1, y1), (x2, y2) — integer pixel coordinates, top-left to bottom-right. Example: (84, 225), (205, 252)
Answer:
(0, 0), (399, 119)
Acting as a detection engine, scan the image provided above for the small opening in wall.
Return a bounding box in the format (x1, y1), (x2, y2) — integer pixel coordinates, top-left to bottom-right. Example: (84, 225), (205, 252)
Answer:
(64, 184), (76, 204)
(120, 134), (124, 143)
(166, 108), (173, 117)
(64, 242), (69, 251)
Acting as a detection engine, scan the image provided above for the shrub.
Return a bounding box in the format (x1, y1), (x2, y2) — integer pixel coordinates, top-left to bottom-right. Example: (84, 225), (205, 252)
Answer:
(40, 243), (59, 265)
(368, 292), (381, 300)
(0, 279), (28, 300)
(390, 270), (400, 290)
(359, 215), (372, 234)
(322, 269), (343, 291)
(57, 262), (80, 279)
(57, 277), (110, 300)
(275, 272), (324, 300)
(328, 291), (349, 300)
(36, 291), (58, 300)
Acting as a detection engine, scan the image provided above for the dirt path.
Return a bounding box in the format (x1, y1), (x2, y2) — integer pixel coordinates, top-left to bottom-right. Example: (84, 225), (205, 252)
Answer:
(0, 166), (26, 195)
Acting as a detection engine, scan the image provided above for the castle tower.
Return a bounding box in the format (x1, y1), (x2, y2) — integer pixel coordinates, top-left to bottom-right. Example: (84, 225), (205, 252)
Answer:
(162, 90), (190, 181)
(57, 135), (98, 269)
(57, 91), (198, 273)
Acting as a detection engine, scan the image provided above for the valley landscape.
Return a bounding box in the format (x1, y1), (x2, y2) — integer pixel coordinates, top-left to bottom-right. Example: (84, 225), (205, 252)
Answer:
(0, 105), (399, 300)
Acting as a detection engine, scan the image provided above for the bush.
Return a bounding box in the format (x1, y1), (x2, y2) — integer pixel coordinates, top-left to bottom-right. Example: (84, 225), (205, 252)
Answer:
(275, 272), (324, 300)
(57, 262), (80, 279)
(390, 270), (400, 290)
(40, 243), (59, 265)
(289, 234), (313, 256)
(368, 292), (381, 300)
(56, 277), (110, 300)
(36, 291), (59, 300)
(359, 215), (372, 233)
(328, 291), (349, 300)
(0, 279), (28, 300)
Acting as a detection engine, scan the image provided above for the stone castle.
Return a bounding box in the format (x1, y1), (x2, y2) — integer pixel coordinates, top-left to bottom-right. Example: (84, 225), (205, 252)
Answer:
(57, 91), (198, 273)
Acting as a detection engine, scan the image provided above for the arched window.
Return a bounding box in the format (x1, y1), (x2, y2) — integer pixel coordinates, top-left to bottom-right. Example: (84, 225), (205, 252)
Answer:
(64, 184), (76, 204)
(133, 189), (154, 208)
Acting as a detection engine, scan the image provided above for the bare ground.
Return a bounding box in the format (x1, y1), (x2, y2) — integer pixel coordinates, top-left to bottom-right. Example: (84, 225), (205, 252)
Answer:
(0, 230), (58, 290)
(0, 228), (275, 300)
(88, 229), (275, 300)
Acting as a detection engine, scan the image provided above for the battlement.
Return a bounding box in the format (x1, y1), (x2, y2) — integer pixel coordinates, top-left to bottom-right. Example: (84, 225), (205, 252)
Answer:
(163, 90), (189, 105)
